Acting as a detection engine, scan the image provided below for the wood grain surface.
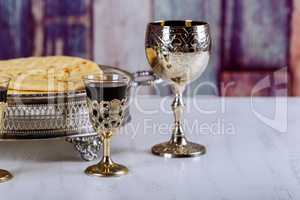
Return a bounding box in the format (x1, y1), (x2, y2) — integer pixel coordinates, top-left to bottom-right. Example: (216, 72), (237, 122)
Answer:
(221, 69), (289, 96)
(222, 0), (291, 70)
(93, 0), (152, 73)
(0, 0), (298, 96)
(0, 0), (93, 59)
(290, 0), (300, 95)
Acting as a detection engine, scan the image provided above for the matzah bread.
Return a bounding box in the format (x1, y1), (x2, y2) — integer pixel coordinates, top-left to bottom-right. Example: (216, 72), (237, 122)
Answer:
(0, 56), (102, 94)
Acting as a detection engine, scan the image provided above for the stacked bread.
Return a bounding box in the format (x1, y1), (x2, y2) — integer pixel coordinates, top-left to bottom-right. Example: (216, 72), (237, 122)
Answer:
(0, 56), (102, 94)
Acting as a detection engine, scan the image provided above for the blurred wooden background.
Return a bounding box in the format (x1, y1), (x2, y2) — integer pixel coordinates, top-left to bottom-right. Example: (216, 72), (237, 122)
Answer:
(0, 0), (298, 96)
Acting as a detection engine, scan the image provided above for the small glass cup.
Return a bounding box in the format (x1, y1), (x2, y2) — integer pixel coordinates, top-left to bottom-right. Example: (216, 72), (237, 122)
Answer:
(0, 76), (13, 183)
(84, 72), (129, 177)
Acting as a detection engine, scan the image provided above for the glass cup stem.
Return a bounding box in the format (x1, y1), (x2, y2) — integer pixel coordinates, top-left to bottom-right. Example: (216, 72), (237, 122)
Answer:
(101, 132), (113, 165)
(85, 130), (128, 177)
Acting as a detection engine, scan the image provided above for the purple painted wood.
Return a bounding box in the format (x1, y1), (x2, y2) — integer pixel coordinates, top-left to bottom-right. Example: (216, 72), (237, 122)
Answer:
(222, 0), (292, 70)
(291, 0), (300, 95)
(43, 22), (91, 58)
(0, 0), (93, 60)
(44, 0), (88, 17)
(221, 70), (289, 96)
(64, 25), (89, 57)
(93, 0), (152, 71)
(0, 0), (34, 59)
(43, 0), (93, 59)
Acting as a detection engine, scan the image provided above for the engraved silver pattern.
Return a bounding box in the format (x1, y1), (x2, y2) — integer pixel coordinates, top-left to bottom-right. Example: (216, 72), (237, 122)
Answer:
(145, 22), (211, 86)
(146, 25), (211, 53)
(1, 99), (94, 137)
(87, 98), (127, 133)
(67, 135), (102, 161)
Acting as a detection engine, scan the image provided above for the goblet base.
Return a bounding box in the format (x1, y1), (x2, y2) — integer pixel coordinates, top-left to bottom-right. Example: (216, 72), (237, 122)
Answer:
(85, 162), (128, 177)
(151, 141), (206, 158)
(0, 169), (13, 183)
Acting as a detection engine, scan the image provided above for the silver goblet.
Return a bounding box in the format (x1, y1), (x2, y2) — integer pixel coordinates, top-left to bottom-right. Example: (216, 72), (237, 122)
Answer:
(145, 20), (211, 158)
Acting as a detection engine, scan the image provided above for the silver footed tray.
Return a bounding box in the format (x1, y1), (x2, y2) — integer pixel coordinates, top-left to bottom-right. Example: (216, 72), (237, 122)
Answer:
(0, 65), (159, 161)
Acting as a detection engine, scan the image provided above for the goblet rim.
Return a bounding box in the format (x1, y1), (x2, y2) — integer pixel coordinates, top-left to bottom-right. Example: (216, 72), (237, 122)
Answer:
(148, 20), (209, 28)
(83, 72), (130, 85)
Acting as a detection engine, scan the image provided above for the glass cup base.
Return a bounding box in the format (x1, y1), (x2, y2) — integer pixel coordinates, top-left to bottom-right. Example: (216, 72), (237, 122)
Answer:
(85, 162), (128, 177)
(0, 169), (13, 183)
(151, 141), (206, 158)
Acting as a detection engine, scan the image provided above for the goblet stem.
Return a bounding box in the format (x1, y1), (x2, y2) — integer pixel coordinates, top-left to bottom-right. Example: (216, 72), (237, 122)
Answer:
(170, 92), (188, 145)
(151, 85), (206, 157)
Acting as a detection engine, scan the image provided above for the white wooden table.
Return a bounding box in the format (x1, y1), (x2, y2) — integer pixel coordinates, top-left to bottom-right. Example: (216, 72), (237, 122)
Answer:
(0, 96), (300, 200)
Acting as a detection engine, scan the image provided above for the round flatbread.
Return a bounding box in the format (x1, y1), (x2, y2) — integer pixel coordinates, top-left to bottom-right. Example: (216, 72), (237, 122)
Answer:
(0, 56), (103, 94)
